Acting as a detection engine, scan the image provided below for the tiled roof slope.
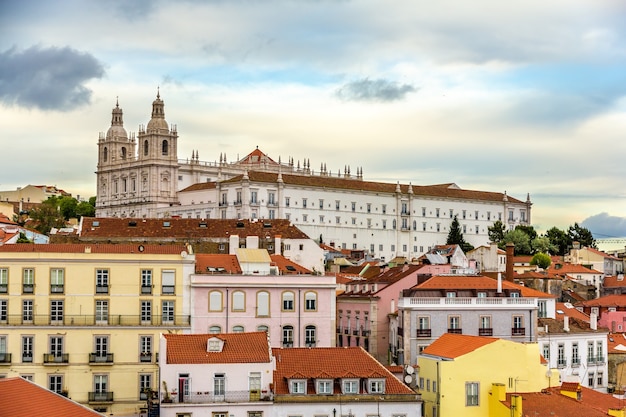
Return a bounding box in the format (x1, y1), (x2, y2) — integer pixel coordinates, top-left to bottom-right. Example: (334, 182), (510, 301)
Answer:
(0, 377), (103, 417)
(555, 302), (590, 322)
(272, 347), (414, 395)
(221, 170), (525, 203)
(411, 275), (555, 298)
(577, 294), (626, 308)
(0, 243), (187, 254)
(421, 333), (498, 359)
(195, 254), (242, 274)
(270, 254), (313, 274)
(516, 384), (624, 416)
(179, 181), (217, 192)
(80, 218), (309, 239)
(547, 263), (602, 275)
(537, 317), (604, 335)
(603, 275), (626, 288)
(165, 332), (271, 364)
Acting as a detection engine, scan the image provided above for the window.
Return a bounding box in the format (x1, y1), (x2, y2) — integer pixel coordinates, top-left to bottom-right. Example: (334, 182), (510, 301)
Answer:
(538, 300), (547, 318)
(282, 325), (294, 347)
(95, 300), (108, 324)
(256, 291), (269, 317)
(22, 299), (33, 323)
(305, 325), (316, 347)
(50, 269), (64, 293)
(512, 316), (524, 336)
(22, 336), (33, 363)
(557, 343), (566, 367)
(382, 220), (387, 229)
(257, 325), (269, 333)
(161, 270), (175, 294)
(465, 382), (479, 406)
(50, 335), (64, 359)
(317, 379), (332, 394)
(302, 198), (307, 208)
(94, 336), (109, 361)
(96, 269), (109, 293)
(448, 315), (461, 333)
(597, 372), (603, 387)
(162, 301), (174, 324)
(479, 316), (492, 336)
(368, 379), (385, 394)
(233, 325), (244, 333)
(22, 268), (34, 293)
(50, 300), (64, 324)
(251, 191), (258, 204)
(342, 379), (358, 394)
(162, 140), (169, 155)
(141, 300), (152, 324)
(290, 379), (306, 394)
(572, 343), (580, 365)
(282, 291), (295, 311)
(351, 202), (356, 212)
(141, 270), (152, 294)
(285, 197), (290, 207)
(382, 204), (386, 214)
(232, 291), (245, 311)
(140, 336), (152, 361)
(304, 292), (317, 311)
(0, 269), (7, 293)
(268, 192), (276, 205)
(588, 372), (594, 387)
(597, 341), (604, 362)
(49, 374), (63, 394)
(214, 373), (225, 396)
(94, 374), (109, 400)
(209, 325), (222, 334)
(543, 343), (550, 360)
(139, 374), (152, 400)
(209, 291), (223, 312)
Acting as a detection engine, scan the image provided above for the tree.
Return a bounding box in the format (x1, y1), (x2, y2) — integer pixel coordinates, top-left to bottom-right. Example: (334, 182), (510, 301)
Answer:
(515, 225), (537, 241)
(501, 228), (532, 255)
(488, 220), (506, 244)
(76, 200), (96, 218)
(545, 227), (570, 256)
(530, 252), (552, 269)
(16, 232), (32, 243)
(446, 215), (474, 253)
(28, 198), (67, 235)
(567, 223), (597, 249)
(531, 236), (557, 254)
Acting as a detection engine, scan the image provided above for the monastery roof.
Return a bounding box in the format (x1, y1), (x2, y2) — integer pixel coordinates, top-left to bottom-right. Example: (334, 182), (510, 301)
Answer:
(272, 347), (414, 395)
(421, 333), (498, 359)
(0, 377), (102, 417)
(79, 217), (310, 240)
(516, 384), (624, 416)
(411, 275), (555, 298)
(577, 294), (626, 308)
(164, 332), (271, 364)
(0, 243), (187, 254)
(220, 170), (525, 203)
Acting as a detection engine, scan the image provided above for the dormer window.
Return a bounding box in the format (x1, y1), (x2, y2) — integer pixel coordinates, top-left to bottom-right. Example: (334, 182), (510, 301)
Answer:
(316, 379), (333, 394)
(342, 379), (359, 394)
(510, 292), (520, 298)
(207, 337), (224, 352)
(290, 379), (306, 394)
(368, 379), (385, 394)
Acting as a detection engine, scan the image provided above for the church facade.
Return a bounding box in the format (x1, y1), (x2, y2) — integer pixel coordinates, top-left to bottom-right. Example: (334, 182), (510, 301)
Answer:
(96, 93), (532, 261)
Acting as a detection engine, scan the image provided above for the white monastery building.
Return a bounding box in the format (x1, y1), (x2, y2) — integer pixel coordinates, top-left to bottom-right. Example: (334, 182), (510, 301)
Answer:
(96, 92), (532, 261)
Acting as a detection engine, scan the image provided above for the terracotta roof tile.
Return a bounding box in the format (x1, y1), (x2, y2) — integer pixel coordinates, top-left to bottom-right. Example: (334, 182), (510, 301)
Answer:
(0, 377), (102, 417)
(517, 384), (624, 416)
(577, 294), (626, 308)
(421, 333), (498, 359)
(165, 332), (271, 364)
(272, 347), (414, 395)
(555, 302), (590, 322)
(0, 242), (187, 254)
(547, 263), (602, 275)
(603, 275), (626, 288)
(411, 275), (555, 298)
(195, 254), (242, 274)
(270, 254), (313, 274)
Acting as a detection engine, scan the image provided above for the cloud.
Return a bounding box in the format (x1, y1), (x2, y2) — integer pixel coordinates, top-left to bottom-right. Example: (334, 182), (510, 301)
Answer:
(0, 45), (105, 111)
(335, 78), (417, 102)
(581, 212), (626, 238)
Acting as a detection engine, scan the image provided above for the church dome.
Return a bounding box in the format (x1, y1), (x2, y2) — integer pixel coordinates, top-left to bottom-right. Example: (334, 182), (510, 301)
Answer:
(146, 90), (169, 132)
(106, 100), (128, 140)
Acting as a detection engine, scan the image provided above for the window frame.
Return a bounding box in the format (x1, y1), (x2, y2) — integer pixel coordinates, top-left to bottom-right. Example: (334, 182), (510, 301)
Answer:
(465, 381), (479, 406)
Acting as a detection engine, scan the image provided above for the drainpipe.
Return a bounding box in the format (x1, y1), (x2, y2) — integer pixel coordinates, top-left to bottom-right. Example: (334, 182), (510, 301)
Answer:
(226, 288), (229, 331)
(298, 289), (302, 347)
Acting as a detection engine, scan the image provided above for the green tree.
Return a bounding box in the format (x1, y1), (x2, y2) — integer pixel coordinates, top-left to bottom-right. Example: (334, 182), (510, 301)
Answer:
(28, 198), (67, 235)
(515, 225), (537, 241)
(446, 215), (474, 253)
(531, 236), (557, 254)
(76, 200), (96, 218)
(501, 228), (532, 255)
(567, 223), (597, 249)
(530, 252), (552, 269)
(16, 232), (32, 243)
(545, 227), (570, 255)
(488, 220), (506, 244)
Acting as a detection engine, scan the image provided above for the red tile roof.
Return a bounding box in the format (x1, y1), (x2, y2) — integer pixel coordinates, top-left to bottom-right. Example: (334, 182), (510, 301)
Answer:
(603, 275), (626, 288)
(555, 302), (590, 322)
(0, 377), (102, 417)
(412, 275), (555, 298)
(421, 333), (498, 359)
(272, 347), (415, 395)
(195, 254), (242, 274)
(516, 384), (624, 416)
(547, 263), (602, 275)
(164, 332), (271, 364)
(0, 242), (187, 254)
(270, 254), (313, 274)
(577, 294), (626, 308)
(607, 333), (626, 354)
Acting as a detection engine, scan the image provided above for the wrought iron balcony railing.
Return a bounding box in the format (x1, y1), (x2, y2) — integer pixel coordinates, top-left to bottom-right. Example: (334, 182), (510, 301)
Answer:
(88, 392), (114, 402)
(416, 329), (432, 338)
(478, 328), (493, 336)
(3, 314), (191, 327)
(89, 353), (114, 364)
(43, 353), (69, 364)
(512, 327), (526, 336)
(0, 353), (11, 364)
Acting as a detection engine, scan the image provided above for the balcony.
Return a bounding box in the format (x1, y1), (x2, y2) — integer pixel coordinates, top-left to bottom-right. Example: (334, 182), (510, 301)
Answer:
(0, 284), (7, 293)
(344, 329), (349, 334)
(22, 354), (33, 363)
(1, 314), (191, 327)
(165, 390), (273, 404)
(0, 353), (11, 364)
(89, 353), (114, 364)
(140, 352), (153, 363)
(596, 356), (605, 364)
(282, 341), (294, 348)
(587, 356), (596, 365)
(95, 285), (109, 294)
(305, 341), (316, 347)
(88, 392), (114, 403)
(141, 285), (152, 295)
(336, 327), (341, 334)
(557, 359), (567, 368)
(400, 296), (536, 309)
(50, 285), (64, 294)
(447, 328), (462, 334)
(571, 357), (580, 367)
(416, 329), (432, 338)
(161, 285), (175, 295)
(43, 353), (69, 364)
(478, 328), (493, 336)
(512, 327), (526, 336)
(22, 284), (34, 294)
(352, 330), (359, 336)
(361, 330), (370, 337)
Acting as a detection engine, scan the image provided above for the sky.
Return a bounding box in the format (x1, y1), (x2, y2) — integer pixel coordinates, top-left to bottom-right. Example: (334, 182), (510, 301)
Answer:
(1, 0), (625, 243)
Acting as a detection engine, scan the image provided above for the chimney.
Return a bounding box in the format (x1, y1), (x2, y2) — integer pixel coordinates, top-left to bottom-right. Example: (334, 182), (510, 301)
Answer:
(497, 272), (503, 294)
(564, 316), (569, 332)
(505, 243), (515, 282)
(275, 235), (282, 255)
(590, 312), (597, 330)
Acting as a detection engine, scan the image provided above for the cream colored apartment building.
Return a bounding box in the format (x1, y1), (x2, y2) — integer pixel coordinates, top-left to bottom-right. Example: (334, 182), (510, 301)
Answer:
(0, 243), (194, 415)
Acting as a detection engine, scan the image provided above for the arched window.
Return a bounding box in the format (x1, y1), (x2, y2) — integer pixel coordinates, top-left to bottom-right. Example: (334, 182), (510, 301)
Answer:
(232, 291), (245, 312)
(413, 220), (417, 231)
(282, 325), (294, 347)
(304, 291), (317, 311)
(305, 325), (316, 347)
(162, 140), (169, 156)
(103, 147), (108, 162)
(282, 291), (295, 311)
(143, 140), (149, 156)
(121, 147), (127, 159)
(209, 325), (221, 334)
(209, 290), (223, 311)
(257, 325), (269, 333)
(392, 219), (397, 229)
(256, 291), (270, 317)
(233, 325), (244, 333)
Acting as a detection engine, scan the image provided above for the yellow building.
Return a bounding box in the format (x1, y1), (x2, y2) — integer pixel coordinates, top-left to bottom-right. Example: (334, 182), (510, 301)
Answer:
(0, 243), (194, 416)
(418, 333), (557, 417)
